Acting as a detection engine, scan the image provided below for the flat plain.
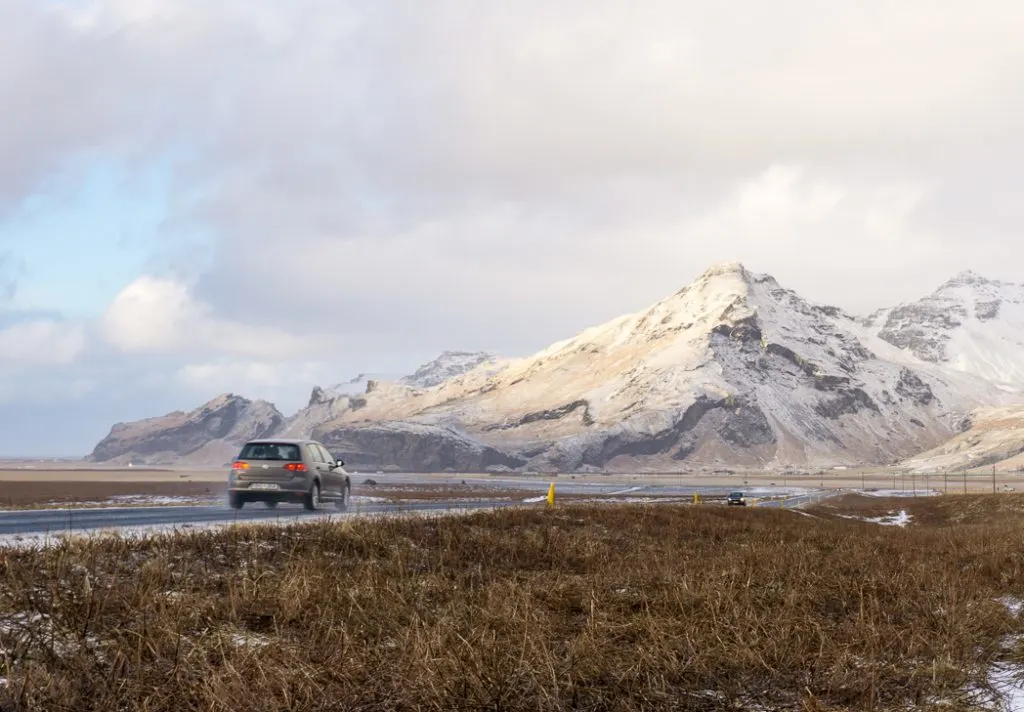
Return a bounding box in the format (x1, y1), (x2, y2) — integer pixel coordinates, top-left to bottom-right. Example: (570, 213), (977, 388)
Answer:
(3, 463), (1023, 506)
(3, 493), (1024, 710)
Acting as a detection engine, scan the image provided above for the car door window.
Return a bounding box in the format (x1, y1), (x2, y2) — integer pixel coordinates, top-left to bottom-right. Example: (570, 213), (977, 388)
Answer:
(316, 444), (334, 466)
(307, 444), (325, 466)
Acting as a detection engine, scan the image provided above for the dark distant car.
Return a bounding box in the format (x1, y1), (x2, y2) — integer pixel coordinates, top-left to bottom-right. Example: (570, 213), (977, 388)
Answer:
(227, 438), (350, 511)
(727, 491), (747, 506)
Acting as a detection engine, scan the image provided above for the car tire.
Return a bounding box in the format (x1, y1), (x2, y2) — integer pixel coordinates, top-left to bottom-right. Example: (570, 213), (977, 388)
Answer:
(335, 484), (350, 511)
(303, 481), (320, 511)
(265, 501), (278, 509)
(229, 493), (245, 510)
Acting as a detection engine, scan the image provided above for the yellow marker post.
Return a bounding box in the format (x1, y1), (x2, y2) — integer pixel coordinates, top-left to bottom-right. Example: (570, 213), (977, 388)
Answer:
(546, 483), (555, 507)
(693, 492), (700, 504)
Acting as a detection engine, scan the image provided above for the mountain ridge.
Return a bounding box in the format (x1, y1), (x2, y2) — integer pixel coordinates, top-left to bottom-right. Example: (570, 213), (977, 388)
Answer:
(89, 262), (1024, 471)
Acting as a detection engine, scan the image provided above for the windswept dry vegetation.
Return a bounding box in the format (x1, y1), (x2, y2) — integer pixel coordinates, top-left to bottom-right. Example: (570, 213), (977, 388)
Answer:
(3, 499), (1024, 710)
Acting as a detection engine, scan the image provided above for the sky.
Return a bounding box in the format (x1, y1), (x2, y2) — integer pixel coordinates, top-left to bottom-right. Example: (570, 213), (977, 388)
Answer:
(1, 0), (1024, 456)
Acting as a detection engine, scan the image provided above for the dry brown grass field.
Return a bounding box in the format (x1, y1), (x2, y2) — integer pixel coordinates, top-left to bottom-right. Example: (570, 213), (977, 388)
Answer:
(3, 495), (1024, 710)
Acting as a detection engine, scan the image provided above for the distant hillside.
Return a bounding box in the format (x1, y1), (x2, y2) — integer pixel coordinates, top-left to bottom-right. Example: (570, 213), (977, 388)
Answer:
(87, 394), (283, 466)
(904, 404), (1024, 473)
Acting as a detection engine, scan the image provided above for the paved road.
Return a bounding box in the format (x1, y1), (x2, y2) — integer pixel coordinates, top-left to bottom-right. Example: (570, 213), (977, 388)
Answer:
(0, 500), (516, 537)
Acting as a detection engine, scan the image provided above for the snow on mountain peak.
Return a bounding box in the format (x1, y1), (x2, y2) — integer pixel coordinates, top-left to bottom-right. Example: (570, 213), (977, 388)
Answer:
(940, 269), (1001, 290)
(698, 260), (749, 279)
(401, 351), (502, 389)
(867, 271), (1024, 386)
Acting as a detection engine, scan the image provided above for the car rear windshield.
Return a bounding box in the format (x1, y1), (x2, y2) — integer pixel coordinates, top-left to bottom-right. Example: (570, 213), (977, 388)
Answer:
(238, 442), (302, 461)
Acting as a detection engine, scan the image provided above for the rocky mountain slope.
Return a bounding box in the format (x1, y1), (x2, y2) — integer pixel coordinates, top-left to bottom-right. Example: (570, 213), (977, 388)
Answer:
(401, 351), (503, 389)
(88, 263), (1024, 472)
(903, 404), (1024, 473)
(88, 394), (283, 466)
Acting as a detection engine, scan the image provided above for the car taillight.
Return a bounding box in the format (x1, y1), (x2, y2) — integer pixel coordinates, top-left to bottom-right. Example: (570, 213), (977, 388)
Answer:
(232, 462), (249, 470)
(284, 463), (307, 472)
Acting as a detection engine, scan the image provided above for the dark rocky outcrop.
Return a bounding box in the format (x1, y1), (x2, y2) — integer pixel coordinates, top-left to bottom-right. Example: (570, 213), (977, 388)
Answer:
(877, 303), (967, 362)
(541, 396), (778, 470)
(813, 388), (879, 419)
(315, 422), (525, 472)
(308, 386), (328, 407)
(895, 368), (935, 405)
(718, 400), (776, 448)
(976, 300), (1001, 322)
(483, 399), (593, 431)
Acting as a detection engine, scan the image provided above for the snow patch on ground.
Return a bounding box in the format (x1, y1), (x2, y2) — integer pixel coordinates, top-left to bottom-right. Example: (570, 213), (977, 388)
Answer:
(226, 630), (271, 648)
(522, 495), (548, 503)
(108, 495), (221, 506)
(0, 612), (101, 658)
(964, 664), (1024, 712)
(837, 510), (913, 527)
(865, 510), (912, 527)
(989, 665), (1024, 712)
(999, 597), (1024, 618)
(856, 489), (941, 498)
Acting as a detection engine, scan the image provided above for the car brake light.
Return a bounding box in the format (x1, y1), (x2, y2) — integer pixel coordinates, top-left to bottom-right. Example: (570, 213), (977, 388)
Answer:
(284, 463), (307, 472)
(232, 462), (249, 470)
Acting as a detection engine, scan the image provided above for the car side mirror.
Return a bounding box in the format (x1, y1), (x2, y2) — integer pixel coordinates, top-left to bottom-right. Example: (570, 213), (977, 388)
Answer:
(336, 459), (345, 467)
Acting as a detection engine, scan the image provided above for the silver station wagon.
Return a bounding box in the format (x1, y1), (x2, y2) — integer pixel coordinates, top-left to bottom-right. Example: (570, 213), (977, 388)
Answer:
(227, 438), (351, 511)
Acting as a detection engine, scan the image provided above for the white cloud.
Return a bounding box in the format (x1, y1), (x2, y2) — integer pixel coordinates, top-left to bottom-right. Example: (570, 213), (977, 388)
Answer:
(0, 319), (85, 365)
(101, 276), (306, 359)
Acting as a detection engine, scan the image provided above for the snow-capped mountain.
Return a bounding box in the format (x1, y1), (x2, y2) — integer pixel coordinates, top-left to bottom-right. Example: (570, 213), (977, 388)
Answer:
(864, 271), (1024, 387)
(307, 263), (1014, 471)
(88, 263), (1024, 472)
(401, 351), (504, 389)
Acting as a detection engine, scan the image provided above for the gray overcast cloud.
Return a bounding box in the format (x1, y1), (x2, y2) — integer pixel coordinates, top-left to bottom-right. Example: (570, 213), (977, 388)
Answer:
(0, 0), (1023, 454)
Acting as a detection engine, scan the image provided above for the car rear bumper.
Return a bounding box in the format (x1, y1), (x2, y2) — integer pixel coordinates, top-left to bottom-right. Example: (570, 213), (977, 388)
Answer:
(228, 474), (309, 497)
